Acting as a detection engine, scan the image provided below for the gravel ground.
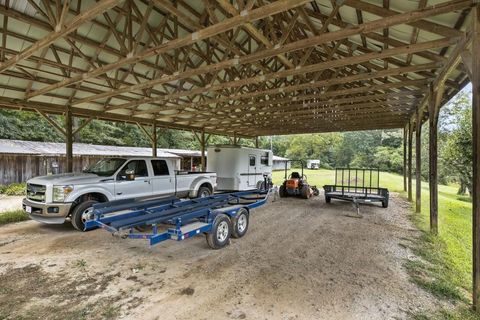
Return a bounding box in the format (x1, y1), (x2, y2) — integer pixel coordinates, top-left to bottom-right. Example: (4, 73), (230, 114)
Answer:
(0, 195), (23, 213)
(0, 192), (445, 319)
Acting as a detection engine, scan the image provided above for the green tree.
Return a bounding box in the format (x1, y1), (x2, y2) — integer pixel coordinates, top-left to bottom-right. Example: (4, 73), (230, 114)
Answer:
(442, 91), (472, 195)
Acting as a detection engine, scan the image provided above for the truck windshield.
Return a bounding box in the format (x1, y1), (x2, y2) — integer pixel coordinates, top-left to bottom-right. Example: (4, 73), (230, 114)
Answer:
(83, 158), (126, 176)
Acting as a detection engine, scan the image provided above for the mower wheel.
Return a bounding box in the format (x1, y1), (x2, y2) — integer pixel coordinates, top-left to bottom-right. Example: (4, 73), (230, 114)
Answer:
(325, 196), (331, 203)
(279, 185), (286, 197)
(301, 185), (310, 199)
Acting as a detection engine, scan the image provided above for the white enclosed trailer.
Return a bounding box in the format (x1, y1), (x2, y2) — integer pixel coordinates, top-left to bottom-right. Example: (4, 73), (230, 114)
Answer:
(207, 145), (273, 191)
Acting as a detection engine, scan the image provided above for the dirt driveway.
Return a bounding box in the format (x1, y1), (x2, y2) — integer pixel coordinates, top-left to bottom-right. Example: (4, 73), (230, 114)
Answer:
(0, 193), (444, 319)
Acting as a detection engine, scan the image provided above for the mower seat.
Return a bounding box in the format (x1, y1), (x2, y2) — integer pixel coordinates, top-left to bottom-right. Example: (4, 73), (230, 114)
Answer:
(290, 172), (301, 179)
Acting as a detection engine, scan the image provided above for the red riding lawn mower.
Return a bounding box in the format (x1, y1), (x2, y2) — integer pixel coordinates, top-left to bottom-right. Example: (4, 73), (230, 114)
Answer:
(279, 160), (319, 199)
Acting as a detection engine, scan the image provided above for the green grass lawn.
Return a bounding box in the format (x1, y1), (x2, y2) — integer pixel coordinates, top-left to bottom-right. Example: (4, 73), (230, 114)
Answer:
(273, 168), (475, 317)
(0, 210), (29, 225)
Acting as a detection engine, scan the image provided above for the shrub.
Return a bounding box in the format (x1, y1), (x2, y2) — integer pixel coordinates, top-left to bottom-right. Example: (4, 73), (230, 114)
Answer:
(1, 183), (26, 196)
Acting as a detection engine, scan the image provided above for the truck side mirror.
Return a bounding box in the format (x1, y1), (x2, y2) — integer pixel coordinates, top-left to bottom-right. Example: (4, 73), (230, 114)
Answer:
(125, 169), (136, 181)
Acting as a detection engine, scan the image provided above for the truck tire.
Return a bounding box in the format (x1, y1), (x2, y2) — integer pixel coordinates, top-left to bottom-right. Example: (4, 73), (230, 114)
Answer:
(206, 214), (231, 249)
(279, 185), (286, 198)
(71, 200), (98, 231)
(231, 208), (249, 239)
(197, 186), (212, 198)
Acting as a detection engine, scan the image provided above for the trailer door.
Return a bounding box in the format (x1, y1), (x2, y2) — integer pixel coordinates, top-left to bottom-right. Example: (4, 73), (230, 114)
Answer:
(248, 155), (257, 187)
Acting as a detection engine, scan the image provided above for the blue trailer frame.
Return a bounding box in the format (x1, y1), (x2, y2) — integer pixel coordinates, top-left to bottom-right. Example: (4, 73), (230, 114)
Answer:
(85, 190), (269, 247)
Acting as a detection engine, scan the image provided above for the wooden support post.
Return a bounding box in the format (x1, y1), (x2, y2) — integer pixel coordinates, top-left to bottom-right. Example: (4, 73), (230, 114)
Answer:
(255, 137), (259, 148)
(201, 130), (206, 172)
(403, 126), (407, 192)
(415, 114), (422, 213)
(408, 122), (413, 202)
(65, 109), (73, 173)
(472, 4), (480, 311)
(415, 113), (422, 213)
(152, 123), (157, 157)
(428, 86), (439, 235)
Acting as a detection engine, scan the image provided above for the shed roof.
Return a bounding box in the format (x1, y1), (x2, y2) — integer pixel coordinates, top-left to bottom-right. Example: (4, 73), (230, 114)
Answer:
(0, 139), (290, 160)
(0, 139), (181, 158)
(0, 0), (474, 136)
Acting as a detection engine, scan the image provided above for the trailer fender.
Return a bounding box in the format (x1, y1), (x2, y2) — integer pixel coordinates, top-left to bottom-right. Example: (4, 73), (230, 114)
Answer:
(207, 207), (249, 224)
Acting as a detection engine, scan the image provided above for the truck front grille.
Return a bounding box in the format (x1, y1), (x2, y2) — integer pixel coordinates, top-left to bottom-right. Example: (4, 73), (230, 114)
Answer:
(26, 183), (46, 202)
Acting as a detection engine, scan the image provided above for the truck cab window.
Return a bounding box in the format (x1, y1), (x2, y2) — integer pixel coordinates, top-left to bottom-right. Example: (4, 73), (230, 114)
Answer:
(120, 160), (148, 178)
(152, 160), (170, 176)
(249, 156), (256, 167)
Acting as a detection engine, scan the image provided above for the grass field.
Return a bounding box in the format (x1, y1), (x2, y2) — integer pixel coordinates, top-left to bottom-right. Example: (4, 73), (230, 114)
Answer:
(273, 168), (475, 318)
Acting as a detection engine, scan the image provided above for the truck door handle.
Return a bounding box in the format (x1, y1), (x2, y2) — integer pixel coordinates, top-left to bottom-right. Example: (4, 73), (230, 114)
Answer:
(144, 180), (150, 184)
(116, 192), (123, 195)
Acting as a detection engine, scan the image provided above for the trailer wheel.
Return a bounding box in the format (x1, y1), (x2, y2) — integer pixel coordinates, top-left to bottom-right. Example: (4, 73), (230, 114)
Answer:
(231, 208), (249, 238)
(71, 200), (98, 231)
(279, 185), (286, 197)
(325, 196), (331, 203)
(382, 200), (389, 208)
(206, 214), (231, 249)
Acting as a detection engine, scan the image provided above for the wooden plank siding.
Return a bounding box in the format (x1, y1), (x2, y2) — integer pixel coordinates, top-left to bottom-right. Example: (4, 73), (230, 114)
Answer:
(0, 154), (103, 185)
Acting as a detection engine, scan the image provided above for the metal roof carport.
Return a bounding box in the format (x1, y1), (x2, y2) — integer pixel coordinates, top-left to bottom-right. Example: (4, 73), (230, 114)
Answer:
(0, 0), (479, 310)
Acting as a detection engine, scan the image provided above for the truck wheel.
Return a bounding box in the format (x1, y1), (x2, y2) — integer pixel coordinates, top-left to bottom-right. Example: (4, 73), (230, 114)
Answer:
(301, 185), (310, 199)
(197, 186), (212, 198)
(231, 208), (249, 238)
(279, 185), (286, 198)
(206, 214), (231, 249)
(71, 200), (98, 231)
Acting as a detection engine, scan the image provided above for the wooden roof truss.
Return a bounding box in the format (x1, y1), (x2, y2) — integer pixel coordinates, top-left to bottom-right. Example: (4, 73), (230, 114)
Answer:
(0, 0), (475, 136)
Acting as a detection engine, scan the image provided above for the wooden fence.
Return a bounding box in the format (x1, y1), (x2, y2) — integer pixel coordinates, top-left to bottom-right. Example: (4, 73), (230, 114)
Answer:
(0, 154), (102, 185)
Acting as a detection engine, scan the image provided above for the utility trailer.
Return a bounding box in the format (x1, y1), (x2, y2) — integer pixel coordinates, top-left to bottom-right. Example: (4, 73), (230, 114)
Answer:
(84, 190), (269, 249)
(323, 168), (389, 216)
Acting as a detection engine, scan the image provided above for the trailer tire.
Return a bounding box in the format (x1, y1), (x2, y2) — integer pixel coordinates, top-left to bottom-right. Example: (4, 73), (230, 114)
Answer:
(206, 214), (231, 249)
(382, 200), (389, 208)
(231, 208), (249, 238)
(71, 200), (98, 231)
(279, 185), (286, 198)
(325, 196), (331, 203)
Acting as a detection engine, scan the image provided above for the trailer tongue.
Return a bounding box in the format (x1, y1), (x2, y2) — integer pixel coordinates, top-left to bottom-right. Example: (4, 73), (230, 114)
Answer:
(85, 190), (269, 249)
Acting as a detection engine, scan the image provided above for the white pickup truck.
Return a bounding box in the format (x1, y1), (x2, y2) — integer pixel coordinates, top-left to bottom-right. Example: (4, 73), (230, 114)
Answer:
(22, 157), (217, 231)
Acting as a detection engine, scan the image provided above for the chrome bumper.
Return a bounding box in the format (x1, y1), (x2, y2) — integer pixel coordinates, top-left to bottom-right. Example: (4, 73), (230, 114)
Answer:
(22, 198), (73, 224)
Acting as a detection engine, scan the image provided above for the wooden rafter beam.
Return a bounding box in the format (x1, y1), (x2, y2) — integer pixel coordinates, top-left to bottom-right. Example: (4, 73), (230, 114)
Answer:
(26, 0), (311, 99)
(68, 0), (470, 107)
(0, 0), (122, 73)
(110, 38), (449, 113)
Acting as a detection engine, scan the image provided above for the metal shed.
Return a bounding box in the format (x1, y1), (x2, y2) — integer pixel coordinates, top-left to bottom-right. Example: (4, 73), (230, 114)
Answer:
(0, 0), (479, 309)
(0, 139), (181, 184)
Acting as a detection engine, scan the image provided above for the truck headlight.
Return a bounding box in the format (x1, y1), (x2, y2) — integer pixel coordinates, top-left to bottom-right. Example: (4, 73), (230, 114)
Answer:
(53, 185), (74, 202)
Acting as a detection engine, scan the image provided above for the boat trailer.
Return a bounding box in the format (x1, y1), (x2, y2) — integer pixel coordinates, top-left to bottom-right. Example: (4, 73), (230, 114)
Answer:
(85, 190), (270, 249)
